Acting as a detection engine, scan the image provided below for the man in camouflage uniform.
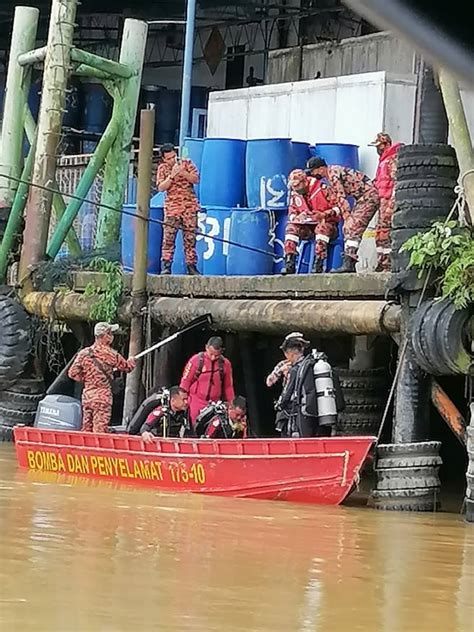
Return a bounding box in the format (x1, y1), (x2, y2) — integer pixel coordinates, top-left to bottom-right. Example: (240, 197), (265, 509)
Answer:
(283, 169), (341, 274)
(68, 322), (136, 433)
(369, 133), (403, 271)
(156, 143), (200, 275)
(307, 157), (379, 273)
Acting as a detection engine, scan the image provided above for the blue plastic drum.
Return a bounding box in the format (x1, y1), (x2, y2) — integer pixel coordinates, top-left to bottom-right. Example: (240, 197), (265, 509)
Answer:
(227, 208), (273, 276)
(121, 193), (164, 275)
(312, 143), (359, 170)
(171, 210), (207, 275)
(182, 137), (204, 198)
(80, 81), (112, 134)
(292, 141), (311, 170)
(246, 139), (293, 210)
(200, 139), (246, 208)
(199, 207), (232, 276)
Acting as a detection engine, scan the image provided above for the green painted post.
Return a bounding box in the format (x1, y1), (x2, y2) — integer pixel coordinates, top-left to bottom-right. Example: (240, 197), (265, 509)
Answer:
(94, 19), (148, 248)
(0, 140), (36, 282)
(47, 118), (119, 259)
(0, 7), (39, 210)
(70, 48), (132, 79)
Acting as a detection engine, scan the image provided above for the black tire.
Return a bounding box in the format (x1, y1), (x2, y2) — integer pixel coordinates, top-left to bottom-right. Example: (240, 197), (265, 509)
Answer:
(417, 300), (450, 375)
(370, 493), (440, 512)
(391, 228), (420, 253)
(376, 455), (443, 469)
(396, 177), (457, 192)
(410, 301), (436, 374)
(344, 403), (383, 413)
(336, 368), (387, 391)
(6, 378), (46, 395)
(377, 441), (441, 457)
(392, 207), (450, 229)
(0, 297), (31, 387)
(397, 144), (457, 164)
(375, 467), (440, 490)
(342, 389), (384, 407)
(337, 410), (381, 435)
(0, 405), (35, 425)
(0, 393), (42, 411)
(435, 300), (472, 375)
(396, 164), (459, 181)
(391, 249), (411, 273)
(396, 196), (456, 212)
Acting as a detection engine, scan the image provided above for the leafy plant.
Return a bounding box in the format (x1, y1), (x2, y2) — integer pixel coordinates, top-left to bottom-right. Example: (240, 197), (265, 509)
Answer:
(84, 257), (123, 322)
(401, 221), (474, 308)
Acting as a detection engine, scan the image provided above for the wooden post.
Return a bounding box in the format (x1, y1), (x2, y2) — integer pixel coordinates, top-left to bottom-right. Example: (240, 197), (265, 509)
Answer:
(438, 68), (474, 224)
(122, 109), (155, 425)
(19, 0), (78, 282)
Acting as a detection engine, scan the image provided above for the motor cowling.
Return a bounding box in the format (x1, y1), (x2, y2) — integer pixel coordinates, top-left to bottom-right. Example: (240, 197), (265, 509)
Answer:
(313, 355), (338, 426)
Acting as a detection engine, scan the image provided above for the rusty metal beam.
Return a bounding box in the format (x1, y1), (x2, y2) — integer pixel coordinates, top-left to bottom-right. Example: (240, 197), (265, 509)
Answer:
(431, 379), (467, 446)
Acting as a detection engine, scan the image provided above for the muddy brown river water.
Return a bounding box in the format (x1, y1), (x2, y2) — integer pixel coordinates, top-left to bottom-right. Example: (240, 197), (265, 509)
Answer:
(0, 444), (473, 631)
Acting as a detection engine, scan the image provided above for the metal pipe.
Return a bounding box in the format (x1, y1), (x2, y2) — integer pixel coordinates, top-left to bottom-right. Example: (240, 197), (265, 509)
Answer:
(95, 19), (148, 248)
(149, 297), (401, 335)
(70, 47), (133, 79)
(19, 0), (78, 282)
(20, 290), (400, 335)
(0, 7), (39, 210)
(47, 116), (120, 259)
(17, 46), (47, 66)
(178, 0), (197, 149)
(438, 67), (474, 224)
(122, 109), (155, 425)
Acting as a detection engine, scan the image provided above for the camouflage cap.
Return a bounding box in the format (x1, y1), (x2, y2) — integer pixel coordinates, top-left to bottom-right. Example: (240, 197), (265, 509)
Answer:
(369, 132), (392, 147)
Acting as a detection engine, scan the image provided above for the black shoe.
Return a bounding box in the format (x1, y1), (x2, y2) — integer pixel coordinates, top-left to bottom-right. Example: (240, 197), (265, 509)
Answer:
(186, 264), (201, 276)
(281, 254), (296, 275)
(161, 261), (171, 275)
(312, 258), (324, 274)
(330, 254), (356, 273)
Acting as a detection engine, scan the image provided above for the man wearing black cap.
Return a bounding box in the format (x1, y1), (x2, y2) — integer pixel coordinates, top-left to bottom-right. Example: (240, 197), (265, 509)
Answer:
(306, 156), (379, 272)
(180, 336), (235, 423)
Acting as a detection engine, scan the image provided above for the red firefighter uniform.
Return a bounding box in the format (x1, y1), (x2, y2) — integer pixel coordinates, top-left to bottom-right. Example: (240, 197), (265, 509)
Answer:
(156, 158), (200, 266)
(373, 139), (403, 269)
(285, 169), (340, 262)
(325, 166), (379, 260)
(68, 342), (135, 433)
(180, 352), (235, 423)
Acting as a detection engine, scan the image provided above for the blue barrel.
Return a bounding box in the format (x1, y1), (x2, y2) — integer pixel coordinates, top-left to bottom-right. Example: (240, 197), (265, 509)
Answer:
(182, 138), (204, 198)
(28, 79), (42, 121)
(246, 139), (293, 209)
(80, 81), (112, 134)
(313, 143), (359, 170)
(292, 141), (311, 169)
(200, 207), (232, 276)
(326, 221), (344, 271)
(121, 194), (164, 275)
(227, 208), (273, 276)
(200, 139), (246, 208)
(272, 209), (288, 274)
(171, 210), (207, 275)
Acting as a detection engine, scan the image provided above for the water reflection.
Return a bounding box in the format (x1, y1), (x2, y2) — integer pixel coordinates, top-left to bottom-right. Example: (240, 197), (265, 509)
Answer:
(0, 445), (473, 631)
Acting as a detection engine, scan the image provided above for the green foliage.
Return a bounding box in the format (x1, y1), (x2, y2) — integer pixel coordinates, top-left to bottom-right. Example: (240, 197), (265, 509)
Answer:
(84, 257), (123, 322)
(401, 221), (474, 309)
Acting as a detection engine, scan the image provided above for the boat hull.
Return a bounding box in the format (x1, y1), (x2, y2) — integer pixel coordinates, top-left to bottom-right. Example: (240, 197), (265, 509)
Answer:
(13, 427), (375, 505)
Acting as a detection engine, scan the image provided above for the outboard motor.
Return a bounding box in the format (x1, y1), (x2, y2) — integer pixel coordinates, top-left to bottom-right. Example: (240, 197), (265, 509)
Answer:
(34, 395), (83, 431)
(312, 351), (338, 426)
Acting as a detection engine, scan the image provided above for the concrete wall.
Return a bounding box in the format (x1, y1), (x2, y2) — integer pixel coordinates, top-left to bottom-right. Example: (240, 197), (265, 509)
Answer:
(267, 32), (416, 84)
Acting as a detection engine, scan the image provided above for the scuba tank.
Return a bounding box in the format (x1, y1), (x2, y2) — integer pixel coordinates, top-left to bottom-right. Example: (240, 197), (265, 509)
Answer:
(312, 351), (338, 426)
(127, 388), (170, 435)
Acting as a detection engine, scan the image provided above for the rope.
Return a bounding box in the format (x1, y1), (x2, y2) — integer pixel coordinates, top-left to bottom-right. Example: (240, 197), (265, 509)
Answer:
(0, 172), (278, 260)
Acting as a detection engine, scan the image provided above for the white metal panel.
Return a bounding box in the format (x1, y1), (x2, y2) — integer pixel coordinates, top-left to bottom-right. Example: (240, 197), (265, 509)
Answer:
(383, 75), (417, 145)
(207, 88), (249, 138)
(247, 92), (292, 138)
(289, 78), (338, 143)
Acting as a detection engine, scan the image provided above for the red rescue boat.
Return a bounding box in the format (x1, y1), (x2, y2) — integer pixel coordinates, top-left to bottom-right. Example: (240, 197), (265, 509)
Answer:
(13, 427), (374, 505)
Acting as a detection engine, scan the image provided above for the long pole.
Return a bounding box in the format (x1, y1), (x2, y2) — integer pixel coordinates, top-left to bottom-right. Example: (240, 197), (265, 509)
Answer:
(438, 68), (474, 224)
(0, 7), (39, 211)
(178, 0), (197, 150)
(122, 109), (155, 425)
(19, 0), (78, 283)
